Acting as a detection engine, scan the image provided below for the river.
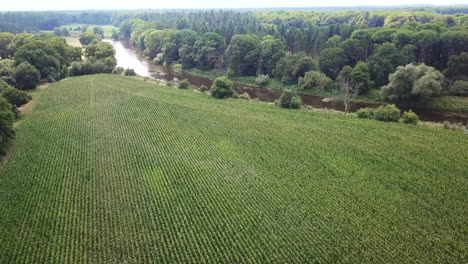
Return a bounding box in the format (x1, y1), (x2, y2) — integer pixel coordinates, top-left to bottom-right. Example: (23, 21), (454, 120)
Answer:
(105, 39), (468, 124)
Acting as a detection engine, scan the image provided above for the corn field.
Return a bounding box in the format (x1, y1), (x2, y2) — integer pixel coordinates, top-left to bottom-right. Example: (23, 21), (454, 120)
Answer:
(0, 75), (467, 263)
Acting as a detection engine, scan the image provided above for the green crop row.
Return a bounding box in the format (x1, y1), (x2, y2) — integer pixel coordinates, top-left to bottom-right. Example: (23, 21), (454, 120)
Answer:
(0, 75), (466, 263)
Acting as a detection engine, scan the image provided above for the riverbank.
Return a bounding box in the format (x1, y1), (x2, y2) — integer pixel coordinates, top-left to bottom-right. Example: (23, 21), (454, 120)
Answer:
(183, 68), (468, 113)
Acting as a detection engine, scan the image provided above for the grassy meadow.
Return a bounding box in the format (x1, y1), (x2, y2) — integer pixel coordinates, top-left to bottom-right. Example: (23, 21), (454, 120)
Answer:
(0, 74), (466, 263)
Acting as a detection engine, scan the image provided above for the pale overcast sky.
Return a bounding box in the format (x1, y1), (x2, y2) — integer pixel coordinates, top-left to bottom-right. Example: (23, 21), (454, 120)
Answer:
(0, 0), (467, 11)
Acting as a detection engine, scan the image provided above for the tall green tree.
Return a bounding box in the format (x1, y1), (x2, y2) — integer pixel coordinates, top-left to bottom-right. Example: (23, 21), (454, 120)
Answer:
(319, 47), (347, 79)
(193, 32), (225, 70)
(382, 63), (445, 104)
(259, 36), (286, 76)
(14, 62), (40, 90)
(0, 96), (15, 154)
(226, 34), (261, 76)
(273, 53), (315, 83)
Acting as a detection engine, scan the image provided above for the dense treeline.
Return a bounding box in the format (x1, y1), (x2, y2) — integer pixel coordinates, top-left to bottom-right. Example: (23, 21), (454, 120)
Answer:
(117, 9), (468, 103)
(0, 11), (112, 33)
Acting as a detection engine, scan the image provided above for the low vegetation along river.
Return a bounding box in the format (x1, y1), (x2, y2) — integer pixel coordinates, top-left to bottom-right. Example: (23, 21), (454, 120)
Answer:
(105, 39), (468, 124)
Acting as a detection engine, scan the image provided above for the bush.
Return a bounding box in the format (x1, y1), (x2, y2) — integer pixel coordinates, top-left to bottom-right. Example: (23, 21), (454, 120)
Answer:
(124, 68), (136, 76)
(211, 76), (235, 99)
(2, 87), (31, 107)
(400, 110), (419, 124)
(199, 85), (209, 92)
(298, 70), (331, 90)
(14, 62), (40, 90)
(290, 96), (302, 109)
(69, 61), (82, 76)
(449, 80), (468, 96)
(255, 74), (270, 87)
(112, 67), (125, 75)
(278, 90), (301, 109)
(442, 121), (467, 132)
(178, 79), (190, 89)
(0, 96), (15, 154)
(373, 104), (401, 122)
(356, 107), (374, 119)
(0, 80), (12, 93)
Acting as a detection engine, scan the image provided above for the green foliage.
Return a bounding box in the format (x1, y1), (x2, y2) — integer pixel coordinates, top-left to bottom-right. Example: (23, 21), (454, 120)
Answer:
(442, 121), (467, 132)
(373, 104), (401, 122)
(449, 80), (468, 96)
(53, 27), (70, 37)
(368, 43), (408, 87)
(325, 35), (341, 48)
(124, 68), (136, 76)
(1, 86), (32, 106)
(112, 67), (125, 75)
(0, 32), (14, 59)
(338, 61), (372, 94)
(178, 79), (190, 89)
(382, 63), (445, 104)
(255, 74), (270, 87)
(259, 36), (286, 76)
(298, 70), (331, 90)
(0, 96), (14, 154)
(400, 110), (420, 124)
(226, 34), (261, 76)
(210, 76), (235, 99)
(79, 32), (97, 46)
(1, 86), (31, 107)
(14, 62), (40, 90)
(0, 59), (15, 85)
(278, 89), (301, 109)
(199, 85), (209, 92)
(0, 80), (11, 92)
(444, 52), (468, 79)
(193, 32), (225, 70)
(319, 47), (347, 79)
(85, 41), (115, 60)
(356, 107), (374, 119)
(93, 26), (104, 38)
(273, 53), (315, 83)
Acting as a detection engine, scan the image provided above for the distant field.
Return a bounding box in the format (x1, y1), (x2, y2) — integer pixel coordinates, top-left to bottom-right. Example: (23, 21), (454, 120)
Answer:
(0, 75), (466, 263)
(42, 24), (117, 39)
(64, 36), (82, 47)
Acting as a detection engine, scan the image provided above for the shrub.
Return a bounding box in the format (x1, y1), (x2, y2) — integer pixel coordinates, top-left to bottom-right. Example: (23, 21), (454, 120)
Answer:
(238, 92), (251, 100)
(112, 67), (125, 75)
(400, 110), (419, 124)
(0, 80), (12, 93)
(199, 85), (209, 92)
(0, 96), (15, 154)
(449, 80), (468, 96)
(278, 90), (301, 109)
(2, 87), (31, 107)
(178, 80), (190, 89)
(290, 96), (302, 109)
(356, 107), (373, 119)
(373, 104), (401, 122)
(124, 68), (136, 76)
(255, 74), (270, 87)
(14, 62), (40, 90)
(172, 64), (183, 72)
(442, 121), (467, 132)
(298, 70), (331, 90)
(69, 61), (83, 76)
(211, 76), (235, 99)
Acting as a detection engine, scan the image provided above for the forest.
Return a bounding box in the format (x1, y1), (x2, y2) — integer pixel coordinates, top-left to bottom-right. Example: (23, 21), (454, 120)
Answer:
(113, 8), (468, 105)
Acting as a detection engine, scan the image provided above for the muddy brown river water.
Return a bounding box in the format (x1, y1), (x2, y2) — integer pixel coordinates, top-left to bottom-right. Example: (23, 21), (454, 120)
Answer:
(105, 39), (468, 124)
